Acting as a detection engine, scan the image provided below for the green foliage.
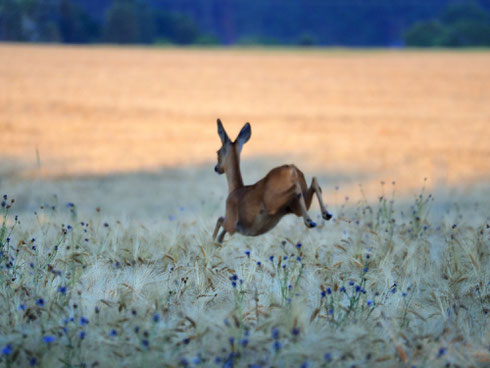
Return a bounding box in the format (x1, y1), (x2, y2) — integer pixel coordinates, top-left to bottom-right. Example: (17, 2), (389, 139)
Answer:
(404, 2), (490, 47)
(404, 21), (446, 47)
(59, 0), (100, 43)
(297, 32), (317, 47)
(0, 0), (24, 41)
(104, 0), (141, 44)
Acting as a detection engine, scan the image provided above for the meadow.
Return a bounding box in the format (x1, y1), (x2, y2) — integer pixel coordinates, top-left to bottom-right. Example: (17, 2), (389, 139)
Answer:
(0, 44), (489, 367)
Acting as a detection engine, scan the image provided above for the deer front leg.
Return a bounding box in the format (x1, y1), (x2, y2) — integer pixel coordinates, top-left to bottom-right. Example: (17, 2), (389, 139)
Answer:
(212, 216), (225, 240)
(311, 177), (333, 220)
(294, 183), (317, 228)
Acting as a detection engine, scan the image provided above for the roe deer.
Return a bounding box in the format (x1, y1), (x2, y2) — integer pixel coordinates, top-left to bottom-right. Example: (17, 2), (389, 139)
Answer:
(212, 119), (332, 243)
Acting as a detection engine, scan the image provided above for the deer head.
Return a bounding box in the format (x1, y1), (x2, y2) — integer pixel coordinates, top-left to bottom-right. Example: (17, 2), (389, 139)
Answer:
(214, 119), (251, 175)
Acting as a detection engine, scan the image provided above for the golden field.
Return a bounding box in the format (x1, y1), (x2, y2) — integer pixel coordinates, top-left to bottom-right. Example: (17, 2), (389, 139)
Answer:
(1, 44), (489, 188)
(0, 45), (489, 367)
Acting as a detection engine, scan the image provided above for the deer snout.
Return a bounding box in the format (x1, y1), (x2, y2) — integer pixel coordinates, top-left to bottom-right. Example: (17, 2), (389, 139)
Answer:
(214, 164), (225, 175)
(214, 165), (224, 174)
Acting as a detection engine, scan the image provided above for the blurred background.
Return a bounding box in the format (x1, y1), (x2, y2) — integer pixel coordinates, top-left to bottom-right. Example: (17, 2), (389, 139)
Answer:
(1, 0), (490, 47)
(0, 0), (489, 220)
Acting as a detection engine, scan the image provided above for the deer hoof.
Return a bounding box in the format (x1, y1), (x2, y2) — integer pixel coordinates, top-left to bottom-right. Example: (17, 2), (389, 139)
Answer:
(323, 211), (333, 221)
(305, 219), (317, 228)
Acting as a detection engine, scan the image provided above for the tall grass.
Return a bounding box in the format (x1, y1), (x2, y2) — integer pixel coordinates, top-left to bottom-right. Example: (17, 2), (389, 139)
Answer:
(0, 183), (488, 367)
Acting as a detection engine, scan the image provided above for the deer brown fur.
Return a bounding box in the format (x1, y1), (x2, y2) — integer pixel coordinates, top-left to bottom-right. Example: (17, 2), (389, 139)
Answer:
(213, 119), (332, 243)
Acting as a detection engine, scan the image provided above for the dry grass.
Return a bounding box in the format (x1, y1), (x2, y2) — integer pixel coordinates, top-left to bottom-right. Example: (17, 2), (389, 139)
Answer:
(0, 44), (489, 367)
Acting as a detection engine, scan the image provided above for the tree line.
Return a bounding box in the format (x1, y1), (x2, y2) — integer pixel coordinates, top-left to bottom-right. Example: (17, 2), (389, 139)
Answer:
(0, 0), (489, 46)
(0, 0), (208, 45)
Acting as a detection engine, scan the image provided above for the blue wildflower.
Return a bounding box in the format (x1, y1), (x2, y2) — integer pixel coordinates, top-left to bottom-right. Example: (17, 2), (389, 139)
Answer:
(229, 337), (234, 346)
(57, 286), (67, 294)
(109, 329), (117, 337)
(231, 281), (237, 288)
(269, 256), (274, 262)
(66, 202), (74, 208)
(153, 313), (160, 322)
(273, 341), (281, 351)
(366, 254), (370, 259)
(256, 261), (261, 267)
(321, 290), (326, 298)
(327, 287), (332, 295)
(367, 300), (373, 306)
(2, 344), (13, 355)
(79, 317), (89, 326)
(328, 308), (333, 315)
(324, 353), (332, 362)
(36, 298), (45, 307)
(355, 285), (361, 293)
(142, 339), (149, 347)
(79, 331), (86, 340)
(296, 243), (302, 249)
(245, 250), (251, 258)
(272, 328), (279, 339)
(231, 274), (238, 281)
(340, 286), (346, 292)
(349, 281), (354, 286)
(437, 347), (446, 358)
(192, 356), (201, 365)
(18, 304), (26, 311)
(291, 327), (300, 336)
(283, 256), (288, 261)
(240, 338), (249, 347)
(29, 357), (37, 366)
(42, 336), (55, 344)
(363, 267), (369, 272)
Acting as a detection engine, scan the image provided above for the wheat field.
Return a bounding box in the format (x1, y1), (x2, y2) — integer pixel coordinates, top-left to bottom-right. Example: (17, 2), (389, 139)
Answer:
(0, 44), (489, 367)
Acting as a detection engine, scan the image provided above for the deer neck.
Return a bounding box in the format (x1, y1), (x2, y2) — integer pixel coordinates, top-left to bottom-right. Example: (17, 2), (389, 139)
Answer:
(224, 148), (244, 193)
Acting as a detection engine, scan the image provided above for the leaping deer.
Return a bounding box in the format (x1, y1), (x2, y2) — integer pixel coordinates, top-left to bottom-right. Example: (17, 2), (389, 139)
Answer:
(212, 119), (332, 243)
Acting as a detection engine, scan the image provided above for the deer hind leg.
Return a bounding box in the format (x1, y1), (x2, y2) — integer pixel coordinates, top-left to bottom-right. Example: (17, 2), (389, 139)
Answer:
(217, 229), (227, 243)
(310, 177), (333, 221)
(212, 216), (225, 240)
(292, 182), (317, 228)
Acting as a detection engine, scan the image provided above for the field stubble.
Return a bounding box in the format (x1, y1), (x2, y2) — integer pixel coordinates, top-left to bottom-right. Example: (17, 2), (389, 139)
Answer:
(0, 45), (489, 367)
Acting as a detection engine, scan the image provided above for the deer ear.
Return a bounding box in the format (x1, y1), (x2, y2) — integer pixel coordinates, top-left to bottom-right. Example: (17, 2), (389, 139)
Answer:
(217, 118), (230, 144)
(236, 122), (251, 146)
